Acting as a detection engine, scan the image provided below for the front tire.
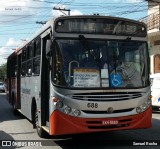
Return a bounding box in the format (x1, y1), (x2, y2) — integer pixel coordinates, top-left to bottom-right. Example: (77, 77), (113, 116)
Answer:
(34, 108), (47, 138)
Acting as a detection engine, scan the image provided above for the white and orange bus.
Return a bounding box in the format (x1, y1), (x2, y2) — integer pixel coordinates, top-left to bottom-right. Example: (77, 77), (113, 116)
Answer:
(7, 15), (152, 138)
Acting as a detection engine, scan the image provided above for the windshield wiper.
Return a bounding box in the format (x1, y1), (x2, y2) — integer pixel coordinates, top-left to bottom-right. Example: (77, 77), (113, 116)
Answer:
(78, 35), (99, 61)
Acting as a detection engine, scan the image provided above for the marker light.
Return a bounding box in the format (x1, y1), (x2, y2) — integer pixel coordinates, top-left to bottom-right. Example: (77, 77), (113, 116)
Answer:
(53, 97), (59, 102)
(149, 95), (152, 99)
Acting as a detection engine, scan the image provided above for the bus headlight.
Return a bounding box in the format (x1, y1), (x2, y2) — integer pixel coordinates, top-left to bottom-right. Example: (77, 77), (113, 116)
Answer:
(56, 102), (81, 116)
(136, 107), (142, 113)
(142, 103), (147, 111)
(56, 101), (63, 108)
(64, 106), (71, 114)
(73, 109), (81, 116)
(136, 99), (151, 114)
(147, 99), (151, 106)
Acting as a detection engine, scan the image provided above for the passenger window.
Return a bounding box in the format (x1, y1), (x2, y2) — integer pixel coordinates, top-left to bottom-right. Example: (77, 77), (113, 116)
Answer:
(21, 62), (26, 76)
(22, 48), (27, 62)
(27, 44), (34, 60)
(27, 60), (32, 76)
(34, 38), (41, 56)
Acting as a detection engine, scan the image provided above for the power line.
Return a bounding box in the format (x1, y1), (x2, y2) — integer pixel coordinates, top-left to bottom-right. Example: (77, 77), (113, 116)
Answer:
(36, 21), (47, 24)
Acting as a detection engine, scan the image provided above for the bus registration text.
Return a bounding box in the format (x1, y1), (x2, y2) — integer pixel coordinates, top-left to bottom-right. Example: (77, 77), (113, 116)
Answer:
(102, 120), (119, 125)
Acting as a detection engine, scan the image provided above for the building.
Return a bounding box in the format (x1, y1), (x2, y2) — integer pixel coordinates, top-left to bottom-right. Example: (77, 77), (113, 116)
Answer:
(141, 1), (160, 74)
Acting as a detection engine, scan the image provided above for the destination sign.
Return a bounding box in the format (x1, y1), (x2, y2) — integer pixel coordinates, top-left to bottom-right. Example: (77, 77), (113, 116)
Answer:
(55, 17), (146, 37)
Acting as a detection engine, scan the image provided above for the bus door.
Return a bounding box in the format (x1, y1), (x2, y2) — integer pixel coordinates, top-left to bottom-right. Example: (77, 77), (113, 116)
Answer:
(17, 53), (21, 109)
(41, 35), (51, 125)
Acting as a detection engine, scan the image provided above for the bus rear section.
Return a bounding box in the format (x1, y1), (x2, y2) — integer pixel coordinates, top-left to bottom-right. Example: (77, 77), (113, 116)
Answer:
(150, 73), (160, 111)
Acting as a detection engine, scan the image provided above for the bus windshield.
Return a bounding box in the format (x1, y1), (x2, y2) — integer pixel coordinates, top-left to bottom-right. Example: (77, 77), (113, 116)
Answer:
(51, 39), (149, 88)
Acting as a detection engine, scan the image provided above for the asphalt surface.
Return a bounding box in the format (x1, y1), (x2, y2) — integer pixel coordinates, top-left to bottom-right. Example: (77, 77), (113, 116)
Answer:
(0, 93), (160, 149)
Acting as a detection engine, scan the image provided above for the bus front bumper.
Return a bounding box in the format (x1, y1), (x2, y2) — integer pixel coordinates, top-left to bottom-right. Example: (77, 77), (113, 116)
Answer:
(49, 107), (152, 135)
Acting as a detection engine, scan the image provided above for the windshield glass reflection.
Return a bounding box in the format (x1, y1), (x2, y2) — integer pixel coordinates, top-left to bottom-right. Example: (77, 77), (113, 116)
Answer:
(52, 39), (149, 88)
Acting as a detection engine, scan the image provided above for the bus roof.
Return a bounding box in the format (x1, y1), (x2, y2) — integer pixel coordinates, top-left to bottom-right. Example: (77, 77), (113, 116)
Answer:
(54, 15), (146, 26)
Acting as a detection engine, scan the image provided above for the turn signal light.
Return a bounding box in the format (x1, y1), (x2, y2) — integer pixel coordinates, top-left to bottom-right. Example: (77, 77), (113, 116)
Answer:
(53, 97), (59, 102)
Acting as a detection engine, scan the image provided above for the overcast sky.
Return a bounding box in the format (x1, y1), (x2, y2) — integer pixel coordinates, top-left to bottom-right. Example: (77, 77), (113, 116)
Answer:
(0, 0), (148, 65)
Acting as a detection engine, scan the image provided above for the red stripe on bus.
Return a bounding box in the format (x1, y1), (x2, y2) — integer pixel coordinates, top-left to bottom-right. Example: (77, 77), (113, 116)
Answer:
(50, 107), (152, 135)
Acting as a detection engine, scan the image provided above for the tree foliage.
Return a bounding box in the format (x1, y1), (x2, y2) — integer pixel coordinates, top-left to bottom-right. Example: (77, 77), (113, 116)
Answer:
(0, 63), (7, 81)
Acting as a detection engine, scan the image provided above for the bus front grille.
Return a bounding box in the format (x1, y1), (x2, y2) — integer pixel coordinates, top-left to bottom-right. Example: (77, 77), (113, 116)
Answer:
(82, 108), (134, 114)
(72, 92), (143, 101)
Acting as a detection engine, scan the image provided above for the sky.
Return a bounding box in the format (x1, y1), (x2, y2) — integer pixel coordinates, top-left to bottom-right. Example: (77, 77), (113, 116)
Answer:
(0, 0), (149, 65)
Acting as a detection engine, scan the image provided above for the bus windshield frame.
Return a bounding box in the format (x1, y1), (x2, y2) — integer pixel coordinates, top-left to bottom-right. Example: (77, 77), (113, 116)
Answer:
(51, 38), (149, 89)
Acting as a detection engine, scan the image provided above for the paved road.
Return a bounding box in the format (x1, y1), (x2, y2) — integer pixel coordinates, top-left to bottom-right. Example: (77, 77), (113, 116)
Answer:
(0, 93), (160, 149)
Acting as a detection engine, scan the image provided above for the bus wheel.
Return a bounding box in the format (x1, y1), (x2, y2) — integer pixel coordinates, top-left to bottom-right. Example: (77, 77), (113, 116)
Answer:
(35, 109), (47, 138)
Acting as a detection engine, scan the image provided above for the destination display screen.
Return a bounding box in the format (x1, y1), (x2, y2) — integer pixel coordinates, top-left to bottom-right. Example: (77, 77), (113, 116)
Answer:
(55, 17), (146, 37)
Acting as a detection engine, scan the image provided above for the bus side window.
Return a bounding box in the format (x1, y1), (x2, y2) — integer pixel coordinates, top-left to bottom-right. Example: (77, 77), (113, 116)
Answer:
(33, 57), (40, 75)
(33, 38), (41, 75)
(26, 44), (34, 76)
(22, 48), (26, 62)
(21, 62), (26, 76)
(21, 47), (27, 76)
(34, 38), (41, 56)
(27, 60), (32, 76)
(27, 43), (34, 59)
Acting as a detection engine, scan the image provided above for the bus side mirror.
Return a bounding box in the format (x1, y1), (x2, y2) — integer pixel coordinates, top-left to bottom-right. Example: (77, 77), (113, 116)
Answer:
(46, 40), (52, 58)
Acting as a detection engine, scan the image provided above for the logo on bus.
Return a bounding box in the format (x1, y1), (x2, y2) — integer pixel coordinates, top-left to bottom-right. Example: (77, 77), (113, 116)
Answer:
(107, 107), (114, 113)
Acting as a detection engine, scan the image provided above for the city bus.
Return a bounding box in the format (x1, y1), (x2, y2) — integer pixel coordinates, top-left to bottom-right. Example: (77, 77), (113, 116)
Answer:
(7, 15), (152, 138)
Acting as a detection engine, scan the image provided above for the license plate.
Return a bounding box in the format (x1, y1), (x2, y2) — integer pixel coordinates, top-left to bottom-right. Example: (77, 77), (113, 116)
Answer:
(102, 120), (118, 125)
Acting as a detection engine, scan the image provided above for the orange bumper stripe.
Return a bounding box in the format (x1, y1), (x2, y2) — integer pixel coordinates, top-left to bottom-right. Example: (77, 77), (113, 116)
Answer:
(50, 107), (152, 135)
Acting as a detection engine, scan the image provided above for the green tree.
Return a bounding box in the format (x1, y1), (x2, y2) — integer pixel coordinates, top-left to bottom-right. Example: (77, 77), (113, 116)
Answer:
(0, 63), (7, 81)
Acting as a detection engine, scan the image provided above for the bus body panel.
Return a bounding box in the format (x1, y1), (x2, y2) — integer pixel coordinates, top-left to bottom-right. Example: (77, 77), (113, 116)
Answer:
(49, 107), (152, 135)
(21, 76), (41, 120)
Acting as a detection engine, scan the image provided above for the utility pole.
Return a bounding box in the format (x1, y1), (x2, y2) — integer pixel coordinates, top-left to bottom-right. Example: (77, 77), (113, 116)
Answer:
(53, 7), (71, 16)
